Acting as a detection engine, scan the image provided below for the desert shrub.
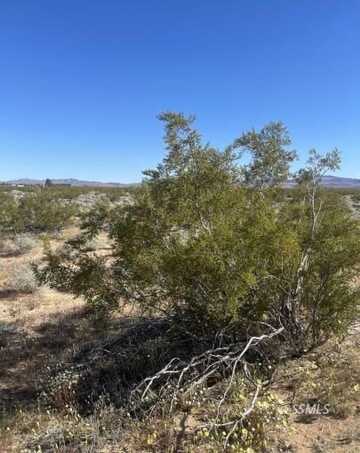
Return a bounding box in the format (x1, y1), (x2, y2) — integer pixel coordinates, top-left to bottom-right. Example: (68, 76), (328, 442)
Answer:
(0, 235), (36, 256)
(0, 190), (76, 234)
(0, 192), (20, 233)
(38, 114), (360, 352)
(0, 238), (20, 256)
(14, 234), (37, 253)
(17, 191), (76, 233)
(36, 113), (360, 449)
(7, 262), (38, 293)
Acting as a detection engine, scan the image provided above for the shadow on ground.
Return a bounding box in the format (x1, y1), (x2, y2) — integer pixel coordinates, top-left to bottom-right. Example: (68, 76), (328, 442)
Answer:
(0, 289), (19, 300)
(0, 306), (140, 414)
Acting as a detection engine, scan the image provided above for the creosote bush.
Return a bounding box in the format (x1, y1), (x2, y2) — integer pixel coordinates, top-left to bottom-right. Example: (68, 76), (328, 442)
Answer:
(38, 113), (360, 352)
(35, 113), (360, 450)
(0, 189), (76, 234)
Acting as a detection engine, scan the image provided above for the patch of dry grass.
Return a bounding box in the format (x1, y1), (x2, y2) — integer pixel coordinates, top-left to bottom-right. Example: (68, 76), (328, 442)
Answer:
(271, 330), (360, 452)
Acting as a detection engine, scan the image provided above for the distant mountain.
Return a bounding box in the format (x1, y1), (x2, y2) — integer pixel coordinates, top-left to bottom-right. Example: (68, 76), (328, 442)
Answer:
(319, 176), (360, 188)
(3, 178), (138, 188)
(286, 175), (360, 189)
(3, 175), (360, 189)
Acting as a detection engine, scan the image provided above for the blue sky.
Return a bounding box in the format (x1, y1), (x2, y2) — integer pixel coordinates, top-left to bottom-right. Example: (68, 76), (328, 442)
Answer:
(0, 0), (359, 183)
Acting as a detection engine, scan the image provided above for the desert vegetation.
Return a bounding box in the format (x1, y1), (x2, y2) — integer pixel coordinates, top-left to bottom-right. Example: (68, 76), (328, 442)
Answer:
(1, 114), (360, 452)
(0, 190), (76, 235)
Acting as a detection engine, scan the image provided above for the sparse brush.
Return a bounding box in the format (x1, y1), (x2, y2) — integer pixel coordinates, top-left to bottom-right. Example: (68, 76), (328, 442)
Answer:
(82, 238), (97, 251)
(6, 262), (38, 293)
(0, 238), (20, 256)
(0, 235), (36, 256)
(0, 189), (76, 234)
(277, 332), (360, 423)
(14, 234), (37, 253)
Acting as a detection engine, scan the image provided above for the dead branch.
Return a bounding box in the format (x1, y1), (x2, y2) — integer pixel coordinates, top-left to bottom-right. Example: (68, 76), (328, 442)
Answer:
(130, 326), (284, 433)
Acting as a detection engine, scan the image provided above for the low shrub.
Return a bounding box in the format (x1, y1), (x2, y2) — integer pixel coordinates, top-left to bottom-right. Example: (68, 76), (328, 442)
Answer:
(14, 234), (37, 253)
(7, 263), (38, 293)
(0, 190), (76, 234)
(0, 238), (20, 257)
(0, 234), (37, 257)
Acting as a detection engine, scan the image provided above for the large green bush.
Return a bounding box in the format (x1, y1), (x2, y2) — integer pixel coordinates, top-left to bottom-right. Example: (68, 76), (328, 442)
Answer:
(37, 113), (360, 354)
(33, 114), (360, 451)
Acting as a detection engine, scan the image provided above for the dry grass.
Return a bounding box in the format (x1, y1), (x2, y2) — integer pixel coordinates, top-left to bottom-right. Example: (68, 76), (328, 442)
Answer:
(5, 263), (38, 294)
(0, 227), (138, 451)
(270, 329), (360, 452)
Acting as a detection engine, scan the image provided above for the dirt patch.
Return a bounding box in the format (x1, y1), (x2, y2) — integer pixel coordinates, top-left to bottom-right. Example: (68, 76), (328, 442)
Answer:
(272, 329), (360, 452)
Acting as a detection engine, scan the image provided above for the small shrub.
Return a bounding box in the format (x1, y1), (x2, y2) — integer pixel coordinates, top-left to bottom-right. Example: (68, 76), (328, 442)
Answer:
(7, 263), (38, 293)
(0, 192), (20, 233)
(14, 234), (37, 253)
(82, 238), (97, 252)
(0, 235), (36, 256)
(0, 238), (20, 256)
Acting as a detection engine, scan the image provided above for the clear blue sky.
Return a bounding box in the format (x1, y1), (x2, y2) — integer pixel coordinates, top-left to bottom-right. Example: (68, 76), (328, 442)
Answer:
(1, 0), (359, 183)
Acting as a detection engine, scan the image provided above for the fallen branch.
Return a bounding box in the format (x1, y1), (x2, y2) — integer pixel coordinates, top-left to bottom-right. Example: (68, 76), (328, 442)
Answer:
(131, 326), (284, 415)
